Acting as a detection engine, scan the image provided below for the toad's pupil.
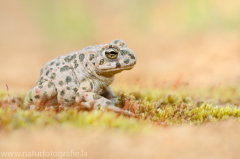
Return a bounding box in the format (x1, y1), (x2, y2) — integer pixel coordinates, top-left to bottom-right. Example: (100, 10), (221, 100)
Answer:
(110, 52), (116, 56)
(107, 51), (116, 54)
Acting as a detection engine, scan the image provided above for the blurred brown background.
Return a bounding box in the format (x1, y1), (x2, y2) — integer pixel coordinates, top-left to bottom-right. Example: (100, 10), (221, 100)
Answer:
(1, 0), (240, 92)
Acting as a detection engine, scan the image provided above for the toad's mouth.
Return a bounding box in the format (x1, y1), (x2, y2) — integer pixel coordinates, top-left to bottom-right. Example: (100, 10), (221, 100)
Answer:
(100, 65), (134, 72)
(97, 65), (134, 77)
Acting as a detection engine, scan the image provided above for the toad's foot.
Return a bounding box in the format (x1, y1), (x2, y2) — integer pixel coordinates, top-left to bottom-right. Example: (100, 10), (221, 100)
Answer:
(76, 91), (135, 117)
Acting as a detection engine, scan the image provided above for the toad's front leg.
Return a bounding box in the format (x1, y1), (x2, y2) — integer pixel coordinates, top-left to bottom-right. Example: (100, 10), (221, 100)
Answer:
(75, 83), (134, 117)
(101, 86), (117, 105)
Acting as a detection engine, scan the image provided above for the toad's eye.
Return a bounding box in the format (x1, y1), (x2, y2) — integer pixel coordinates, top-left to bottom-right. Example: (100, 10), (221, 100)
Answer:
(105, 50), (118, 59)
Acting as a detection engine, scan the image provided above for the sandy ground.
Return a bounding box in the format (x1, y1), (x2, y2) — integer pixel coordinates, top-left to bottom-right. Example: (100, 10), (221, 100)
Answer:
(0, 120), (240, 159)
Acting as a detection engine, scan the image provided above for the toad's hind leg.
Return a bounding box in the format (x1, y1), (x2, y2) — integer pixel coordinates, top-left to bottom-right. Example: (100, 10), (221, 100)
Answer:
(23, 81), (57, 109)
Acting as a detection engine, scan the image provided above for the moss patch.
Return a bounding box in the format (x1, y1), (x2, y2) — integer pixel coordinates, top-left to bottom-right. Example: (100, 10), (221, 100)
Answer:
(1, 85), (240, 132)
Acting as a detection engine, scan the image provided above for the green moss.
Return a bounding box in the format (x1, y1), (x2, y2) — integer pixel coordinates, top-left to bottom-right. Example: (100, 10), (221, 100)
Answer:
(1, 84), (240, 132)
(0, 108), (151, 132)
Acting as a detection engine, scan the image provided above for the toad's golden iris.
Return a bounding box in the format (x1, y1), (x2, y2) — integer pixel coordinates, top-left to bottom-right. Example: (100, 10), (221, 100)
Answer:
(105, 49), (118, 59)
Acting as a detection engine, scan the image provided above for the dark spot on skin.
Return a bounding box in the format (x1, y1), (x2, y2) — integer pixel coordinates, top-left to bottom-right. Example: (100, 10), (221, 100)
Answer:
(85, 63), (88, 67)
(67, 87), (71, 90)
(74, 63), (79, 69)
(76, 92), (80, 97)
(46, 70), (50, 76)
(113, 40), (120, 44)
(40, 68), (44, 75)
(134, 61), (136, 64)
(73, 60), (79, 68)
(30, 99), (33, 102)
(129, 54), (135, 59)
(56, 62), (60, 66)
(65, 76), (72, 84)
(48, 82), (54, 88)
(50, 61), (55, 65)
(79, 53), (85, 62)
(124, 59), (130, 64)
(92, 62), (95, 66)
(106, 101), (111, 105)
(50, 73), (56, 79)
(82, 87), (86, 90)
(39, 77), (44, 83)
(120, 50), (129, 56)
(64, 55), (74, 62)
(89, 54), (94, 61)
(93, 94), (101, 100)
(60, 90), (65, 96)
(34, 95), (40, 99)
(38, 85), (43, 89)
(72, 54), (76, 59)
(74, 88), (78, 92)
(62, 62), (65, 65)
(116, 62), (121, 68)
(60, 66), (71, 72)
(99, 59), (104, 65)
(64, 99), (69, 102)
(90, 83), (93, 90)
(50, 68), (53, 70)
(59, 80), (63, 86)
(119, 43), (125, 47)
